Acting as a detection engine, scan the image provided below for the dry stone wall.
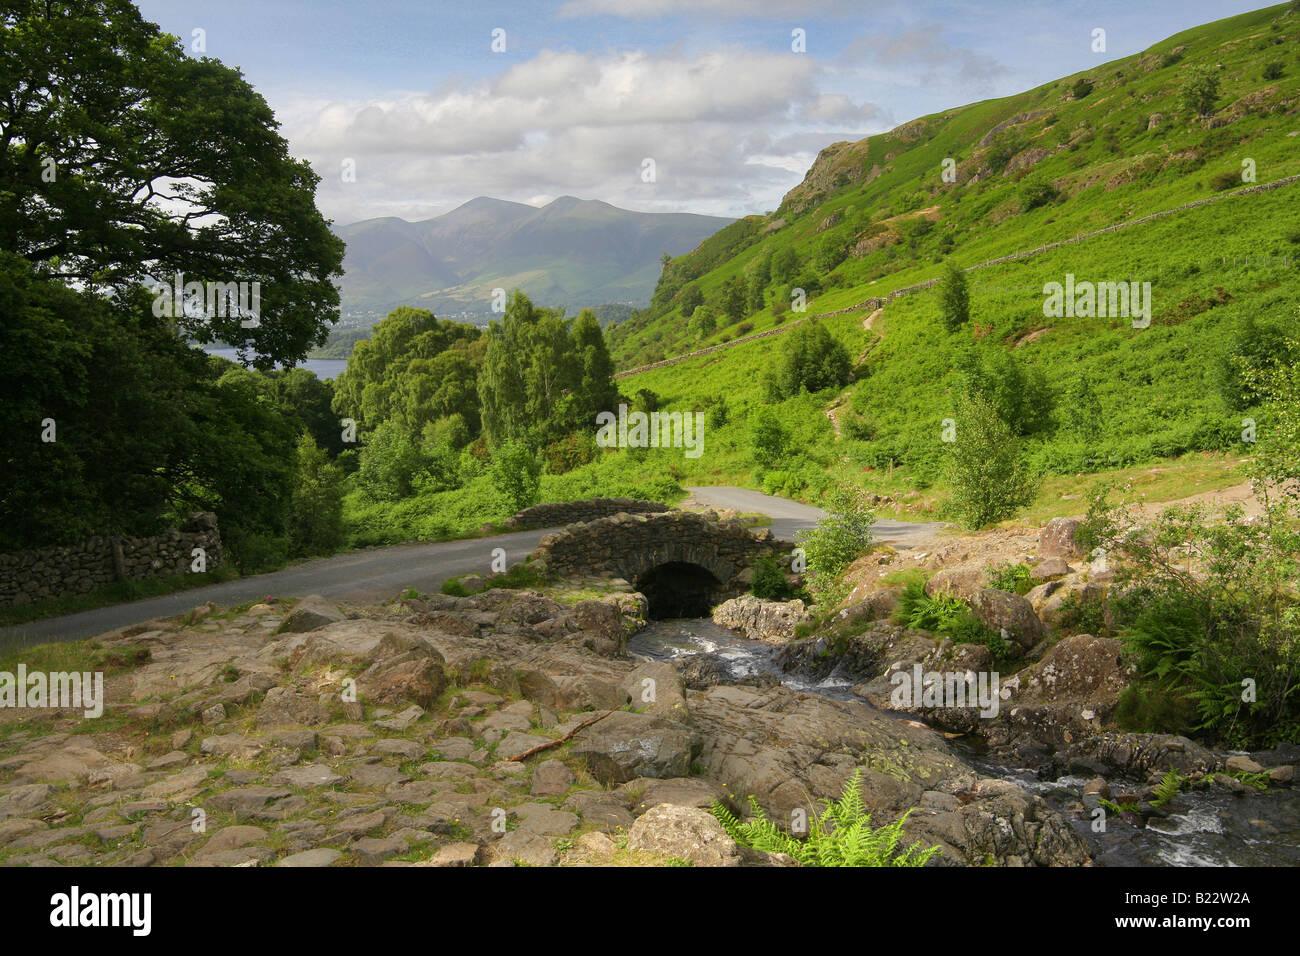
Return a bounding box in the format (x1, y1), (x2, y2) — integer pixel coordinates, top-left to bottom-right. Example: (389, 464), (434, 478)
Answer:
(0, 512), (223, 608)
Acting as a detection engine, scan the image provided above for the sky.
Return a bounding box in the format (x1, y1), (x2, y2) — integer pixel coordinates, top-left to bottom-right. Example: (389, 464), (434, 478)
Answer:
(133, 0), (1268, 226)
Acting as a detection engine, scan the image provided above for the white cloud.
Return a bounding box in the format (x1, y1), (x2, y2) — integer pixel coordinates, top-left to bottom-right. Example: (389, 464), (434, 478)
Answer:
(282, 46), (885, 224)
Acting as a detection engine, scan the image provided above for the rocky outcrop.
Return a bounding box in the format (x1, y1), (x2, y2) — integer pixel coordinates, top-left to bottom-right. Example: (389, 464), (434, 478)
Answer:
(711, 595), (811, 643)
(0, 583), (1096, 868)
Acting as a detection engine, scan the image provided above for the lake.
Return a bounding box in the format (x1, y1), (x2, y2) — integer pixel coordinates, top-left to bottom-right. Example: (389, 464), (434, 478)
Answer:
(203, 347), (348, 381)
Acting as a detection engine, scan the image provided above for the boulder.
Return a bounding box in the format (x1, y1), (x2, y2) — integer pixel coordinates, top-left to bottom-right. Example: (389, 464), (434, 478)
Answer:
(278, 595), (346, 633)
(530, 759), (576, 797)
(924, 566), (987, 603)
(968, 588), (1044, 649)
(360, 657), (447, 710)
(711, 595), (811, 644)
(1038, 518), (1085, 559)
(571, 712), (698, 784)
(1031, 557), (1072, 580)
(552, 675), (631, 712)
(623, 661), (692, 725)
(626, 803), (742, 867)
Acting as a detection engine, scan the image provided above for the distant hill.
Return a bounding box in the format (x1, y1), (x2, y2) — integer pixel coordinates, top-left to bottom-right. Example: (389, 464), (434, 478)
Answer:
(335, 196), (733, 323)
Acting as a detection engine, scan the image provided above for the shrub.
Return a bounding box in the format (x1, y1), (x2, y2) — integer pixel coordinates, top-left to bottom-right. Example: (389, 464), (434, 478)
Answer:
(750, 408), (788, 467)
(750, 556), (791, 600)
(1071, 78), (1094, 99)
(1208, 169), (1241, 191)
(711, 769), (941, 867)
(1085, 490), (1300, 748)
(937, 261), (970, 332)
(895, 581), (1010, 659)
(1179, 64), (1220, 116)
(288, 432), (346, 558)
(1262, 60), (1285, 80)
(1018, 174), (1059, 212)
(491, 441), (541, 512)
(945, 392), (1040, 529)
(765, 320), (851, 400)
(795, 486), (875, 600)
(986, 562), (1032, 595)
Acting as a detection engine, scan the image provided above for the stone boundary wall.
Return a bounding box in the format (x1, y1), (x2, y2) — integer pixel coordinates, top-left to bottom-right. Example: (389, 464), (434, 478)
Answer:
(0, 513), (223, 608)
(614, 173), (1300, 380)
(504, 498), (670, 529)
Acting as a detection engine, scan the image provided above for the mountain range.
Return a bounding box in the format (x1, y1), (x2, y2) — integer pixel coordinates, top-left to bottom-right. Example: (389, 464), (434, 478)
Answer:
(334, 196), (733, 323)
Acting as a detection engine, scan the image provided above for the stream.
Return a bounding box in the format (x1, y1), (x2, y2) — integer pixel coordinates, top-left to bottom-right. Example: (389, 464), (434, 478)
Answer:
(630, 617), (1300, 867)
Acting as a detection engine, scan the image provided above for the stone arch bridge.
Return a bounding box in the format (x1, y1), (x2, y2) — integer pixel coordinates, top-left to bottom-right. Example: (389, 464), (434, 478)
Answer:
(528, 510), (788, 617)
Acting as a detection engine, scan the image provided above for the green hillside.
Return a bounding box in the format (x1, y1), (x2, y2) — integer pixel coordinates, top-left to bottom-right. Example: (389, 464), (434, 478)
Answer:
(612, 3), (1298, 364)
(588, 3), (1300, 515)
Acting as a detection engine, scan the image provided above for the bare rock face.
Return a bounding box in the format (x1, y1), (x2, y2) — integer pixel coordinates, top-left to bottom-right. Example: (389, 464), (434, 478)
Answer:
(711, 595), (811, 644)
(627, 803), (742, 867)
(1038, 518), (1086, 559)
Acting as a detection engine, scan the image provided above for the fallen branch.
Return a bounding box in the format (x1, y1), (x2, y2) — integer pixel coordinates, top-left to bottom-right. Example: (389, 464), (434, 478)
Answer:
(508, 707), (621, 761)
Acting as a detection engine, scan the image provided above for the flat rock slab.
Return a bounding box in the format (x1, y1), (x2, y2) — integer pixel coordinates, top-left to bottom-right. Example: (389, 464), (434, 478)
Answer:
(273, 764), (344, 788)
(511, 802), (579, 836)
(492, 830), (558, 867)
(208, 787), (292, 813)
(276, 848), (342, 867)
(494, 732), (551, 761)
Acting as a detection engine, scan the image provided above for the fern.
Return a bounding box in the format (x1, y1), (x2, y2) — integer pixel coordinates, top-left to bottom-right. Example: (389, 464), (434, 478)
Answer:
(710, 769), (942, 867)
(1151, 769), (1187, 807)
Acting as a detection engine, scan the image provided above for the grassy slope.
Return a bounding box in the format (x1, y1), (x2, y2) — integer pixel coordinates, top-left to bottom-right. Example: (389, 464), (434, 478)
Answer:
(611, 4), (1299, 364)
(583, 4), (1300, 521)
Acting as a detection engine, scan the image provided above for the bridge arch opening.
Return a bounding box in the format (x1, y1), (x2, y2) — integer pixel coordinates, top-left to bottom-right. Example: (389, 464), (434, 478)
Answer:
(636, 561), (722, 619)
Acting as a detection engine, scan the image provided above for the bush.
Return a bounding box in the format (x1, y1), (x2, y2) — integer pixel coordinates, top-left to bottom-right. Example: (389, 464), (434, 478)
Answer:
(895, 581), (1010, 659)
(945, 392), (1040, 529)
(711, 769), (940, 867)
(986, 562), (1032, 595)
(288, 432), (346, 558)
(1017, 174), (1059, 212)
(1071, 78), (1094, 99)
(794, 485), (875, 599)
(750, 556), (792, 600)
(1262, 60), (1285, 80)
(765, 320), (851, 400)
(491, 442), (542, 513)
(937, 261), (970, 332)
(750, 408), (788, 467)
(1085, 491), (1300, 748)
(1208, 169), (1241, 191)
(1179, 64), (1220, 116)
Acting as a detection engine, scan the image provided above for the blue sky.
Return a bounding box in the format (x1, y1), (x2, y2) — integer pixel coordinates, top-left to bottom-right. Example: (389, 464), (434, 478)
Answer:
(133, 0), (1267, 225)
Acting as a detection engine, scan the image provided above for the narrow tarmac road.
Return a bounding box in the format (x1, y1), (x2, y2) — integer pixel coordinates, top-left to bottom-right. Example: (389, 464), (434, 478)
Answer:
(1, 488), (945, 649)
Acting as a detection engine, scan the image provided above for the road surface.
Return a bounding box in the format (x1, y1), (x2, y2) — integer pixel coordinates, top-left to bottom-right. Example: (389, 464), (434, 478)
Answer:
(684, 486), (944, 547)
(0, 488), (944, 648)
